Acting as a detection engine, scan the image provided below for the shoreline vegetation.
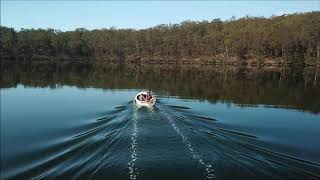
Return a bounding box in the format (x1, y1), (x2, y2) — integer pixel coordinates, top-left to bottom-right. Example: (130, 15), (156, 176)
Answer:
(1, 12), (320, 67)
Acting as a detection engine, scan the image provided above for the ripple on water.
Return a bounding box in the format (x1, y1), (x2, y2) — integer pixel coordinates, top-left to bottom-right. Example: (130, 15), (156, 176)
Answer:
(3, 101), (320, 180)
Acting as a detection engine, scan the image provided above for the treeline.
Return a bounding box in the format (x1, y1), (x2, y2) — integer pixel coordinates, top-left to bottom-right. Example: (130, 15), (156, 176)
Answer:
(1, 12), (320, 64)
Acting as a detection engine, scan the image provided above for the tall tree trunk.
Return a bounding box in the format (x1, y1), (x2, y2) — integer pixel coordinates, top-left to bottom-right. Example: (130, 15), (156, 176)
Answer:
(225, 46), (229, 58)
(307, 41), (311, 57)
(135, 40), (139, 55)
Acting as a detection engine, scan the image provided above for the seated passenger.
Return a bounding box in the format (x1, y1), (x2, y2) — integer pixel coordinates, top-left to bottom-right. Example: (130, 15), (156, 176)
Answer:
(138, 94), (146, 101)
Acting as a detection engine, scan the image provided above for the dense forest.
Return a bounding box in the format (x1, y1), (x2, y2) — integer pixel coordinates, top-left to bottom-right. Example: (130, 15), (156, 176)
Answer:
(1, 12), (319, 65)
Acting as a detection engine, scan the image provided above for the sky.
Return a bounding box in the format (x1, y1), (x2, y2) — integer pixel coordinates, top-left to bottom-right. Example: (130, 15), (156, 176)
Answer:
(1, 1), (319, 31)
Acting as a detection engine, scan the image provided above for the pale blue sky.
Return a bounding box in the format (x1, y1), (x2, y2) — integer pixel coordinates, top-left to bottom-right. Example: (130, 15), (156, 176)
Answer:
(1, 1), (319, 31)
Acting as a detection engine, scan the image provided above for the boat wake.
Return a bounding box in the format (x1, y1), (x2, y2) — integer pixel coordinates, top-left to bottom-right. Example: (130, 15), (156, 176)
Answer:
(157, 104), (215, 179)
(2, 101), (320, 180)
(128, 108), (139, 180)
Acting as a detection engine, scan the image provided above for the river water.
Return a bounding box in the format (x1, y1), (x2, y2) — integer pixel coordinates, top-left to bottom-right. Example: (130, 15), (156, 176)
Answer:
(1, 62), (320, 180)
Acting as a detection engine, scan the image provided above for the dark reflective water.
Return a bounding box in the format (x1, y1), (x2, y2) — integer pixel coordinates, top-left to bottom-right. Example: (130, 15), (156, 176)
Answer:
(1, 62), (320, 180)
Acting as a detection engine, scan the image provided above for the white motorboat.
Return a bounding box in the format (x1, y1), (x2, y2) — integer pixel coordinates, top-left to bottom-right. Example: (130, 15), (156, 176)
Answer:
(134, 90), (156, 107)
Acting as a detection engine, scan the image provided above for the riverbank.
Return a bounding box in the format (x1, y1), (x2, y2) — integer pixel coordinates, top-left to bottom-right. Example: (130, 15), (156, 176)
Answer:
(124, 55), (320, 67)
(2, 56), (320, 68)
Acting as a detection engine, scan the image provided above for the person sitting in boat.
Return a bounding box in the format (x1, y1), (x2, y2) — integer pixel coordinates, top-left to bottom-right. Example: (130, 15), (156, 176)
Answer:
(147, 93), (153, 101)
(138, 94), (146, 101)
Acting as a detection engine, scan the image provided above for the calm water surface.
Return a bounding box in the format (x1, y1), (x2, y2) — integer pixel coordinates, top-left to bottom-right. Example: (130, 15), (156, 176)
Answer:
(1, 62), (320, 180)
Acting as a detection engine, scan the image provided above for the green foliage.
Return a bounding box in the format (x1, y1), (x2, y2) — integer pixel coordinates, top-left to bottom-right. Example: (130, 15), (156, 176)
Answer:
(0, 26), (16, 58)
(1, 12), (319, 63)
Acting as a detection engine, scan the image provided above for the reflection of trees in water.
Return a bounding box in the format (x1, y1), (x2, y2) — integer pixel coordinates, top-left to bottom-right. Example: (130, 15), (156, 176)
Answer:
(1, 62), (319, 113)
